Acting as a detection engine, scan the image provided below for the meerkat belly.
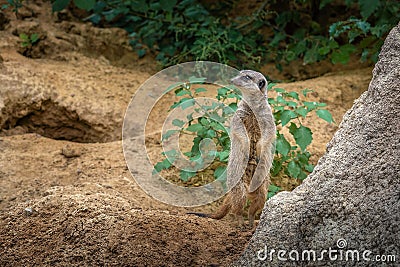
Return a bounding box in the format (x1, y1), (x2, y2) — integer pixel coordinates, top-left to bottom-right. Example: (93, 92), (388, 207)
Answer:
(243, 114), (261, 186)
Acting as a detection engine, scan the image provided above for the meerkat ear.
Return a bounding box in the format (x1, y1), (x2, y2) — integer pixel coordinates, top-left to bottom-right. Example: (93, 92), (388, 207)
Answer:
(258, 79), (266, 89)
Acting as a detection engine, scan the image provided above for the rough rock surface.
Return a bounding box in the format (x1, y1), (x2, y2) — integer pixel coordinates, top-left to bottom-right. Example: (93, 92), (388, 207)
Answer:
(234, 24), (400, 266)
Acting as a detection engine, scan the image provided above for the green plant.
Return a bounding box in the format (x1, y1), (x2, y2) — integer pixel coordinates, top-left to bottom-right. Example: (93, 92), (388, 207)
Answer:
(267, 184), (281, 199)
(267, 84), (334, 180)
(2, 0), (24, 17)
(51, 0), (264, 68)
(51, 0), (400, 70)
(19, 33), (39, 47)
(249, 0), (399, 69)
(154, 79), (333, 195)
(154, 77), (240, 182)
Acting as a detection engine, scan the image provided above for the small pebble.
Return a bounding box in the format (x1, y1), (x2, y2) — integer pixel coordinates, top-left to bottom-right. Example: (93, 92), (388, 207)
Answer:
(24, 207), (33, 216)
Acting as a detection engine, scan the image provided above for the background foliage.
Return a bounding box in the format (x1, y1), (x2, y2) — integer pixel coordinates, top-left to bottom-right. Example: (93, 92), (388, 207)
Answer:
(51, 0), (399, 70)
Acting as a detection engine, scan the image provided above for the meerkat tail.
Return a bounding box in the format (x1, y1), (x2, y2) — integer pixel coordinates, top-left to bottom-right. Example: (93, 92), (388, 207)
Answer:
(186, 212), (211, 218)
(209, 202), (231, 219)
(187, 200), (231, 220)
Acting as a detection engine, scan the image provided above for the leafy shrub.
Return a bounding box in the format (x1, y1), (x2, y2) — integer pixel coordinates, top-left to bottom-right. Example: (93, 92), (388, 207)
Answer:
(51, 0), (400, 70)
(267, 84), (333, 179)
(52, 0), (263, 68)
(154, 79), (333, 196)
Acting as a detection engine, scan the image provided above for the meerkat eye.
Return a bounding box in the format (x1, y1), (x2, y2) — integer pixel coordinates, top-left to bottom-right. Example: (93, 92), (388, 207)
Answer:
(244, 75), (252, 80)
(258, 79), (266, 89)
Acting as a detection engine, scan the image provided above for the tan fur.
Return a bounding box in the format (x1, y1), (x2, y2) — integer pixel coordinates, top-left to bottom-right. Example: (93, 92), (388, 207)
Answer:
(191, 70), (276, 228)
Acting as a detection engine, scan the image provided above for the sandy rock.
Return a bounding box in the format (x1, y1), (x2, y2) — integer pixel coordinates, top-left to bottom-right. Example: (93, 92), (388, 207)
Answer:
(234, 23), (400, 267)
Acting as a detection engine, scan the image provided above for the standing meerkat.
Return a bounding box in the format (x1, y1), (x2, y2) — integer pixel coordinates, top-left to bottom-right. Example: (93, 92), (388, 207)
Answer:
(190, 70), (276, 227)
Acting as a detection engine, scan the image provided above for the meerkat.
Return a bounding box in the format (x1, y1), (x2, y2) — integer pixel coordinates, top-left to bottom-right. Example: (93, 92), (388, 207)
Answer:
(189, 70), (276, 228)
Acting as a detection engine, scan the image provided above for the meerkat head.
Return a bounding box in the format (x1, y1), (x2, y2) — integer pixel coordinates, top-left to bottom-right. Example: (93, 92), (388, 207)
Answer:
(231, 70), (268, 96)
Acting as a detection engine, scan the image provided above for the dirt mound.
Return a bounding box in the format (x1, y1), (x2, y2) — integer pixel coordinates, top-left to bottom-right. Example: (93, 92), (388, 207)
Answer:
(0, 50), (150, 142)
(0, 189), (250, 266)
(0, 134), (251, 266)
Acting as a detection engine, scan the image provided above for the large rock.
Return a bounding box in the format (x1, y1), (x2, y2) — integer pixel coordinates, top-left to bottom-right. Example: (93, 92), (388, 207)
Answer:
(234, 24), (400, 266)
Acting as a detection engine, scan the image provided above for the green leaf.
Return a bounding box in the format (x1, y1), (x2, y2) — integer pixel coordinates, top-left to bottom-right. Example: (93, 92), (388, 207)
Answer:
(189, 76), (206, 84)
(305, 163), (314, 172)
(301, 88), (313, 97)
(160, 0), (177, 12)
(195, 87), (207, 93)
(285, 50), (296, 62)
(267, 83), (277, 90)
(287, 160), (301, 178)
(172, 119), (185, 127)
(176, 89), (191, 96)
(287, 101), (297, 108)
(73, 0), (95, 10)
(267, 184), (281, 199)
(223, 106), (235, 116)
(180, 99), (195, 110)
(295, 107), (308, 118)
(328, 40), (339, 49)
(316, 109), (334, 123)
(287, 91), (299, 100)
(275, 134), (291, 156)
(30, 33), (39, 44)
(269, 184), (281, 193)
(273, 88), (286, 93)
(276, 95), (287, 105)
(271, 159), (283, 176)
(52, 0), (70, 12)
(137, 49), (146, 58)
(270, 31), (286, 47)
(162, 129), (179, 140)
(131, 0), (148, 12)
(164, 82), (184, 94)
(218, 151), (229, 162)
(180, 170), (196, 182)
(214, 165), (226, 180)
(153, 158), (172, 173)
(331, 44), (356, 65)
(318, 46), (331, 55)
(206, 129), (216, 138)
(19, 33), (29, 40)
(199, 117), (210, 126)
(281, 110), (297, 126)
(298, 171), (308, 180)
(289, 124), (313, 151)
(303, 101), (317, 111)
(355, 20), (371, 34)
(319, 0), (332, 9)
(304, 47), (318, 64)
(210, 121), (226, 132)
(359, 0), (379, 19)
(186, 123), (203, 132)
(217, 87), (229, 96)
